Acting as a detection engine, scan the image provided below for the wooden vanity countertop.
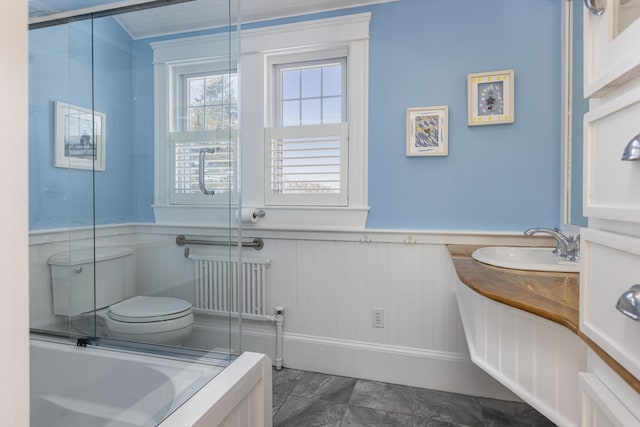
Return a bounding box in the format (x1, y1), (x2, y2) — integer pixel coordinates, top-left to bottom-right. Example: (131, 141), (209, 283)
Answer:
(448, 244), (580, 332)
(448, 244), (640, 395)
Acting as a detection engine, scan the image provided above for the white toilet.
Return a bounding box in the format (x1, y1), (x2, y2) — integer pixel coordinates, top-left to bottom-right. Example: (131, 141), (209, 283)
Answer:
(49, 247), (194, 345)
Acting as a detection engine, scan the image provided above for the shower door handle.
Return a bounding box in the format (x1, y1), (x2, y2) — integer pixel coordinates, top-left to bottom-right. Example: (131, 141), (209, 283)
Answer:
(583, 0), (605, 16)
(198, 148), (216, 195)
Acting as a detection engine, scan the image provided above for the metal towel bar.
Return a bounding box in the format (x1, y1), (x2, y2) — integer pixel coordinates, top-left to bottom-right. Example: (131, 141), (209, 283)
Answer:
(176, 234), (264, 250)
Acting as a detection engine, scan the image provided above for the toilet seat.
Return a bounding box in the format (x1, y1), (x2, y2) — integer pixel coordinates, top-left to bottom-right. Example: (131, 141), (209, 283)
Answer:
(105, 296), (194, 339)
(108, 296), (193, 323)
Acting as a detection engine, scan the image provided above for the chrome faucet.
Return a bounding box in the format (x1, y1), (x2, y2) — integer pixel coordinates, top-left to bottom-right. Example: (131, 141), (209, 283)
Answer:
(524, 227), (580, 261)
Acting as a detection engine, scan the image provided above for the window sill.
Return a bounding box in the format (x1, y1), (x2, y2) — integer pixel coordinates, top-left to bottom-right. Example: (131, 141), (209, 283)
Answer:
(153, 204), (369, 230)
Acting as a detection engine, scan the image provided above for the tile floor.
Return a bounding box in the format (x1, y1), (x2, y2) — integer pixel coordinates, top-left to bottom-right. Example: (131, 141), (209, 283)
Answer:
(272, 368), (556, 426)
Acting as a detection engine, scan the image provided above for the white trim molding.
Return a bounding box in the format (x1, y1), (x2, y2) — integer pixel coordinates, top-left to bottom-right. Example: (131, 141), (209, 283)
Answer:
(151, 13), (370, 228)
(241, 13), (371, 229)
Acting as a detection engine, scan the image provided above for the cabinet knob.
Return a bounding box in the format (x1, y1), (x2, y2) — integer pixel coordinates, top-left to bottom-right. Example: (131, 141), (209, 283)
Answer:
(621, 133), (640, 161)
(73, 267), (83, 274)
(616, 284), (640, 321)
(583, 0), (605, 16)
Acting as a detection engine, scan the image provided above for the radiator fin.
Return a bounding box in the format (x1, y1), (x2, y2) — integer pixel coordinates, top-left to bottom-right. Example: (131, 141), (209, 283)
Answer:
(191, 256), (269, 316)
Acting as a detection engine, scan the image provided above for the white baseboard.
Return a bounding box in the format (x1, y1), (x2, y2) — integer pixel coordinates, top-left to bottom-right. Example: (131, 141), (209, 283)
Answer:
(187, 322), (518, 401)
(281, 333), (519, 401)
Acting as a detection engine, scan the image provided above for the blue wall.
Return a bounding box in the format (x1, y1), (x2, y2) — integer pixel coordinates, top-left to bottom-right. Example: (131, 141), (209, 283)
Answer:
(365, 0), (562, 230)
(29, 0), (563, 232)
(29, 17), (137, 229)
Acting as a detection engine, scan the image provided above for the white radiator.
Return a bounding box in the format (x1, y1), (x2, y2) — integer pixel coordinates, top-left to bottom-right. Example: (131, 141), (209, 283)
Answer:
(191, 256), (270, 318)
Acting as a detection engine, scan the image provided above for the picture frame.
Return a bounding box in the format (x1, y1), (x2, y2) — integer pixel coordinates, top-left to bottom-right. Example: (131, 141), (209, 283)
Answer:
(406, 106), (449, 157)
(54, 101), (106, 171)
(467, 69), (514, 126)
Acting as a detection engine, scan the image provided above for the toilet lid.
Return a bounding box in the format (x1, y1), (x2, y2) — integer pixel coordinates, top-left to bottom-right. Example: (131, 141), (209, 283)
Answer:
(108, 296), (193, 323)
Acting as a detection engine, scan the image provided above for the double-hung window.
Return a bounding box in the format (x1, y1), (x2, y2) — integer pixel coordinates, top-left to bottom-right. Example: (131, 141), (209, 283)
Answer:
(153, 14), (369, 228)
(152, 33), (239, 223)
(265, 57), (348, 206)
(170, 69), (238, 204)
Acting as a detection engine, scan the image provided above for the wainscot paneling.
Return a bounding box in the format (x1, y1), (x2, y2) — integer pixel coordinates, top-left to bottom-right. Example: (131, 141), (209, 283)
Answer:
(29, 224), (541, 399)
(457, 280), (586, 426)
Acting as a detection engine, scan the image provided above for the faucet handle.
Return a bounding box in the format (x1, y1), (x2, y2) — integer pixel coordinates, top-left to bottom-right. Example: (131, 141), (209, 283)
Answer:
(551, 228), (563, 255)
(569, 235), (581, 262)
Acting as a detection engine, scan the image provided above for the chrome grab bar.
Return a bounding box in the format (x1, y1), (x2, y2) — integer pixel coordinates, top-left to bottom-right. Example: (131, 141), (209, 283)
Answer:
(198, 148), (216, 195)
(176, 234), (264, 250)
(583, 0), (605, 16)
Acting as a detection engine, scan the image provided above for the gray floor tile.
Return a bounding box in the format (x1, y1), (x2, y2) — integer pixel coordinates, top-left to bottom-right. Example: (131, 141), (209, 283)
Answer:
(341, 405), (413, 426)
(349, 380), (414, 415)
(413, 415), (463, 427)
(272, 367), (305, 395)
(291, 371), (357, 404)
(414, 388), (483, 426)
(273, 395), (347, 427)
(272, 391), (288, 417)
(478, 397), (555, 426)
(271, 368), (554, 427)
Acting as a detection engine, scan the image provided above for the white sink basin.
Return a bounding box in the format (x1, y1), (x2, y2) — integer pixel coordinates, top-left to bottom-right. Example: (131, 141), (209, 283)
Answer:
(471, 246), (580, 273)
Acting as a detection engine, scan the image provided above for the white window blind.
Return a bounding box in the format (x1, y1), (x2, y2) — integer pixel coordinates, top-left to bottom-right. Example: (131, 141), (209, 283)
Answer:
(264, 123), (348, 206)
(169, 130), (236, 204)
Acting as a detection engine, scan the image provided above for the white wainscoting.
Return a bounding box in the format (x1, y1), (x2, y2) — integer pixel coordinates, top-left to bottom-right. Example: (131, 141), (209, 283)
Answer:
(456, 280), (586, 426)
(160, 352), (273, 427)
(30, 224), (545, 399)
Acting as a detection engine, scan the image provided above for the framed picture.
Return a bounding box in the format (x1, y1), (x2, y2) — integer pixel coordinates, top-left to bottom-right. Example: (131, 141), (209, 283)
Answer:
(467, 69), (514, 126)
(54, 101), (106, 171)
(406, 106), (449, 157)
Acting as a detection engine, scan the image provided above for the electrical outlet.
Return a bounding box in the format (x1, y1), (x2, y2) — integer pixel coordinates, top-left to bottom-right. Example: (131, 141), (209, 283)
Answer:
(372, 308), (384, 328)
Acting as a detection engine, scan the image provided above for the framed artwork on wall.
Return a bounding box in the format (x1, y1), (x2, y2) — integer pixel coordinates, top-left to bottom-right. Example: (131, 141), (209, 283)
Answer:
(406, 105), (449, 157)
(54, 101), (106, 171)
(467, 69), (514, 126)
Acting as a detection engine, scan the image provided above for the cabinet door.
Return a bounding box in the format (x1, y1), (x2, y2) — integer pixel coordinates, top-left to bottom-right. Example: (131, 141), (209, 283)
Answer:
(583, 85), (640, 223)
(579, 372), (640, 427)
(584, 0), (640, 97)
(581, 229), (640, 380)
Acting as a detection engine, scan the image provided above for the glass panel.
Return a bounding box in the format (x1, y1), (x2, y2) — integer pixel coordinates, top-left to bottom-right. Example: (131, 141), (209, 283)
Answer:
(301, 99), (321, 125)
(322, 65), (342, 97)
(301, 66), (322, 98)
(29, 19), (96, 337)
(205, 106), (224, 129)
(205, 75), (224, 105)
(283, 100), (300, 126)
(29, 0), (242, 425)
(282, 69), (300, 99)
(189, 77), (205, 105)
(613, 0), (640, 38)
(323, 97), (342, 123)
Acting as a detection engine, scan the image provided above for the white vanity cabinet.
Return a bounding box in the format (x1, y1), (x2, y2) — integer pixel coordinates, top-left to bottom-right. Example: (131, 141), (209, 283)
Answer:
(581, 1), (640, 424)
(583, 0), (640, 97)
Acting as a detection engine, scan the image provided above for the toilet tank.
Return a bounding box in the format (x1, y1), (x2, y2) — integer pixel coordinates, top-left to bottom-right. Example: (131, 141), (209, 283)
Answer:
(49, 247), (135, 316)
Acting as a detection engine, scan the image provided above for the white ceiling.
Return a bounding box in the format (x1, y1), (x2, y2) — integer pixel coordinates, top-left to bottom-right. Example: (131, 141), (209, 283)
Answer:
(114, 0), (396, 39)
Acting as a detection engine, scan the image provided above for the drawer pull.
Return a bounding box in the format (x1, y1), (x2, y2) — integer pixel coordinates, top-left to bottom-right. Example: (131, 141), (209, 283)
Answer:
(583, 0), (605, 16)
(616, 284), (640, 321)
(621, 133), (640, 161)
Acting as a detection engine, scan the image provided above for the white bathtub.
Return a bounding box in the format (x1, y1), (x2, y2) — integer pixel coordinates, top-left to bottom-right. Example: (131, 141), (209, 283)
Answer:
(30, 338), (272, 427)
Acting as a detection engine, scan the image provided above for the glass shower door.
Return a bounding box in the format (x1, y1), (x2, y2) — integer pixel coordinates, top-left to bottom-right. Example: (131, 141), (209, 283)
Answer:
(28, 0), (242, 360)
(29, 18), (98, 339)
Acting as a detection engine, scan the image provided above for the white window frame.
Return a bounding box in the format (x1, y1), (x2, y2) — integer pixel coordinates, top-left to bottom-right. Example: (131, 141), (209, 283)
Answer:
(273, 56), (347, 126)
(151, 14), (370, 229)
(266, 51), (349, 207)
(241, 13), (370, 229)
(151, 34), (239, 224)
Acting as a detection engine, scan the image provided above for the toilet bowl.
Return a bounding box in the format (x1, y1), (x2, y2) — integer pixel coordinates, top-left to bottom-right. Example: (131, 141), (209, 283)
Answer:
(49, 247), (194, 346)
(104, 296), (194, 345)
